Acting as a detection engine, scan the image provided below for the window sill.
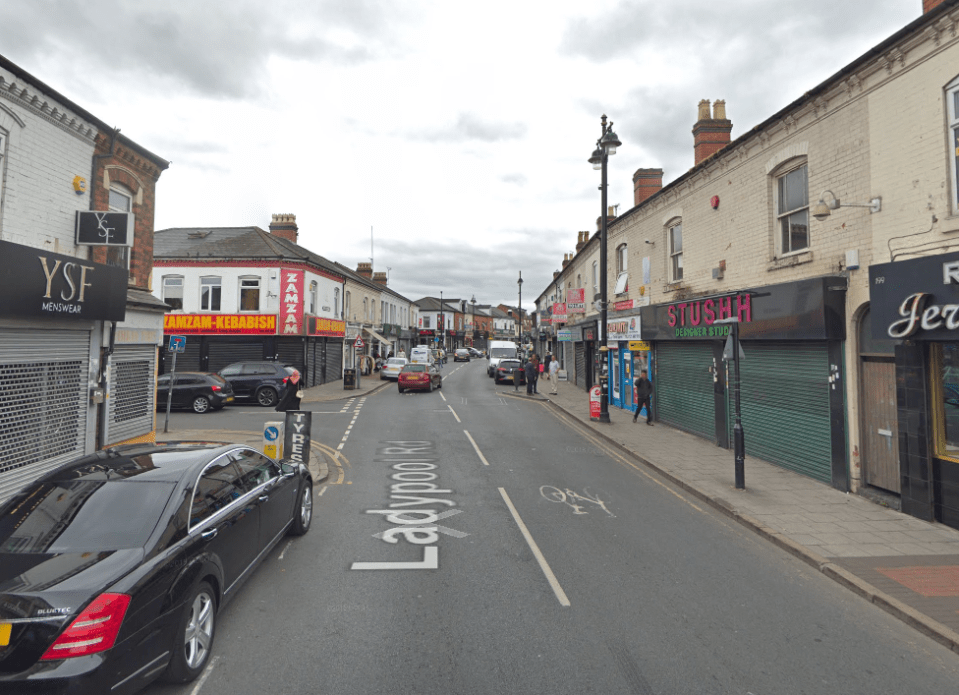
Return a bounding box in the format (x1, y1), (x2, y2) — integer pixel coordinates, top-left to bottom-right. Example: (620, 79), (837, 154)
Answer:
(767, 250), (813, 271)
(663, 281), (685, 291)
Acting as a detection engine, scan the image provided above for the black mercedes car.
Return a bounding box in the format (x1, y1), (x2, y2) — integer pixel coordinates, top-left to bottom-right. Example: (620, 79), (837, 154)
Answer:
(0, 443), (313, 694)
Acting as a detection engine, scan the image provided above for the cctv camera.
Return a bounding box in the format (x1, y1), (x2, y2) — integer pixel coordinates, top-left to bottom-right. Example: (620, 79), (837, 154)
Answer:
(644, 239), (654, 245)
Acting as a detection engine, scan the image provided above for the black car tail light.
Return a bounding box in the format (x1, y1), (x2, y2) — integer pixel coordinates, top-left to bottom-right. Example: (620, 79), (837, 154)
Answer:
(40, 593), (131, 660)
(210, 385), (221, 392)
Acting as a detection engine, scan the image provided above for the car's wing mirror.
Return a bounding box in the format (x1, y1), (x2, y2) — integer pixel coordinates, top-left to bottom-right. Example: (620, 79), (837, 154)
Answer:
(278, 460), (298, 477)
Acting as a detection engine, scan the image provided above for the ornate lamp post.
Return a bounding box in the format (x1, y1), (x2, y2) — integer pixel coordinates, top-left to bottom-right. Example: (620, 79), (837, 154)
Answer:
(588, 114), (621, 424)
(517, 272), (524, 346)
(470, 295), (476, 348)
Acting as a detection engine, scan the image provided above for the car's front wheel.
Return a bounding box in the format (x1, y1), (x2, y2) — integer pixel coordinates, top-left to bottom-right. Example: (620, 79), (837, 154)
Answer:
(256, 387), (278, 407)
(289, 481), (313, 536)
(192, 396), (211, 413)
(163, 581), (216, 683)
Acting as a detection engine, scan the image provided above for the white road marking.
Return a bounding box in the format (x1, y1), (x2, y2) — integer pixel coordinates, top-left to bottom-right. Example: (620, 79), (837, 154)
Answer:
(278, 540), (294, 560)
(189, 656), (219, 695)
(447, 405), (461, 423)
(463, 430), (490, 466)
(337, 443), (344, 450)
(439, 391), (447, 402)
(318, 486), (328, 496)
(351, 546), (439, 570)
(498, 487), (570, 607)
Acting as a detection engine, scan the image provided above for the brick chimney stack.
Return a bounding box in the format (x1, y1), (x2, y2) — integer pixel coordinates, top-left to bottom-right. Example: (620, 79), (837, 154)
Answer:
(596, 206), (618, 231)
(372, 271), (387, 285)
(633, 168), (664, 206)
(269, 213), (298, 244)
(575, 231), (588, 252)
(356, 262), (373, 279)
(924, 0), (947, 12)
(693, 99), (732, 166)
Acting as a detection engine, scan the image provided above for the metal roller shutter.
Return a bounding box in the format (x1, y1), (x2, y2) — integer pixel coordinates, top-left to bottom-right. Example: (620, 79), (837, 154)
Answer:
(162, 339), (201, 374)
(655, 342), (715, 440)
(0, 330), (91, 502)
(575, 343), (586, 388)
(207, 340), (263, 372)
(307, 340), (319, 387)
(105, 345), (156, 446)
(277, 339), (305, 375)
(325, 341), (343, 383)
(727, 342), (832, 483)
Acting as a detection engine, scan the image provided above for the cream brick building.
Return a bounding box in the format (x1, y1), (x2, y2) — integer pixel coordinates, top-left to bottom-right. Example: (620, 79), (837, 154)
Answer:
(542, 0), (959, 529)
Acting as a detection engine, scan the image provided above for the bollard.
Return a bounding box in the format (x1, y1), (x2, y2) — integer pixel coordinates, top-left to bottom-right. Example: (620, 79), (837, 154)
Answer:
(263, 421), (284, 459)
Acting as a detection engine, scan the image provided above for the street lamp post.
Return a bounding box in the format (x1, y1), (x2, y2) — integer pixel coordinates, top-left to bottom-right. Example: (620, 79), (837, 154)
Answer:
(517, 272), (523, 347)
(588, 115), (621, 424)
(470, 295), (476, 348)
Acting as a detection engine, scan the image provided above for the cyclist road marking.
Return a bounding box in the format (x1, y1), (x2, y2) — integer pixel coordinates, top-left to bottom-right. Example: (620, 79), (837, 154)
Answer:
(463, 430), (490, 466)
(499, 487), (570, 607)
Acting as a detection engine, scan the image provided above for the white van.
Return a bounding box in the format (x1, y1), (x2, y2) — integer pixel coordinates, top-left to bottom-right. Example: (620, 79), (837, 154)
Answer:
(487, 341), (519, 377)
(409, 346), (434, 365)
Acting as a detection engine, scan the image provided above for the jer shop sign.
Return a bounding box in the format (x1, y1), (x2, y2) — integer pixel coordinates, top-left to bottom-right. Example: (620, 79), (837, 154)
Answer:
(870, 252), (959, 341)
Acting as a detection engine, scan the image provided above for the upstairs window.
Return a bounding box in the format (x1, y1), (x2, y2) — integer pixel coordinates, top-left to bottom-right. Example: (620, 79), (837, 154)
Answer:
(307, 281), (317, 314)
(200, 277), (221, 311)
(239, 277), (260, 311)
(948, 76), (959, 213)
(107, 184), (133, 274)
(592, 261), (598, 295)
(776, 163), (809, 254)
(616, 244), (628, 274)
(162, 276), (184, 310)
(668, 220), (683, 282)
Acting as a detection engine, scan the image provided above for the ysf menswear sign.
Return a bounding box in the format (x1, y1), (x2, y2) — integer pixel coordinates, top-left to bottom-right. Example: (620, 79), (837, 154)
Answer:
(75, 211), (134, 246)
(0, 240), (127, 321)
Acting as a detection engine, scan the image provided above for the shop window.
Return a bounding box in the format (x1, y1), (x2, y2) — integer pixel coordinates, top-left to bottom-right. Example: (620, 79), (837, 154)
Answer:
(947, 76), (959, 214)
(239, 277), (260, 312)
(668, 220), (683, 282)
(775, 162), (809, 255)
(162, 276), (184, 310)
(935, 343), (959, 458)
(107, 184), (133, 274)
(200, 277), (221, 311)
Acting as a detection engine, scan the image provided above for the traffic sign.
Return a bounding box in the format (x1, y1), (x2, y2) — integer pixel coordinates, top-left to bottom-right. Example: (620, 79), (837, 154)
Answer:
(354, 336), (365, 349)
(168, 335), (186, 353)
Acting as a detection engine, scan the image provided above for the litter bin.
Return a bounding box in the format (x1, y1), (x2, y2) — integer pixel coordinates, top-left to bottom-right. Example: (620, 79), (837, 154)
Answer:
(343, 368), (356, 390)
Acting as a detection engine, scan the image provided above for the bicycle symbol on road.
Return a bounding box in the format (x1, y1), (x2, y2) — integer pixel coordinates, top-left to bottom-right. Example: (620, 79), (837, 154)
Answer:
(539, 486), (615, 517)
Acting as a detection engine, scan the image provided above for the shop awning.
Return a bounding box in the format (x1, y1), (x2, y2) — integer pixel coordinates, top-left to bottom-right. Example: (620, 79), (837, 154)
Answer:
(363, 326), (393, 346)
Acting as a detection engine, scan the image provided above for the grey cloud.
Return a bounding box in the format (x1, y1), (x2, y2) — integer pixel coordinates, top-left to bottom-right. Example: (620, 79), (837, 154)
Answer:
(410, 113), (528, 143)
(0, 0), (410, 99)
(500, 173), (527, 186)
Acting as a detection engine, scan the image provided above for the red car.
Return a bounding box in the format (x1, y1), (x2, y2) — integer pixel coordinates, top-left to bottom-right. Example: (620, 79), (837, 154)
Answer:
(398, 363), (442, 393)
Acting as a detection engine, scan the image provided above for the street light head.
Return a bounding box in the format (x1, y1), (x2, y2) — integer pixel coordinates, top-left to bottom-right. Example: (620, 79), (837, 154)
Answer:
(601, 129), (621, 155)
(589, 147), (603, 170)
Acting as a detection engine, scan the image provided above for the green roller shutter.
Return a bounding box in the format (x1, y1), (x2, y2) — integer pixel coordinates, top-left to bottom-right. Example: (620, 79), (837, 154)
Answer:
(655, 342), (716, 440)
(727, 342), (832, 483)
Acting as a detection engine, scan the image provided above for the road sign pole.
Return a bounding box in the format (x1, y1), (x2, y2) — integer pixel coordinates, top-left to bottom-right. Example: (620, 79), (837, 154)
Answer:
(163, 351), (177, 434)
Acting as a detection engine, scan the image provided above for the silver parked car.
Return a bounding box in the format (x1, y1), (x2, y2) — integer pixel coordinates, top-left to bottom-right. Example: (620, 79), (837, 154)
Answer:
(380, 357), (409, 380)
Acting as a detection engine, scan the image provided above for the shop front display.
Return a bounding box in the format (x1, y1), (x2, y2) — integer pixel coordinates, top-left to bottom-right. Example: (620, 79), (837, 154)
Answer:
(641, 276), (847, 489)
(870, 252), (959, 528)
(607, 313), (643, 411)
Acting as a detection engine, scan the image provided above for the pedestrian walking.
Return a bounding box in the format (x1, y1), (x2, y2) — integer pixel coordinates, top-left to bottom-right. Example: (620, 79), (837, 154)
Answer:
(531, 353), (541, 394)
(548, 357), (559, 394)
(275, 368), (303, 412)
(632, 369), (653, 425)
(524, 358), (537, 395)
(543, 352), (552, 374)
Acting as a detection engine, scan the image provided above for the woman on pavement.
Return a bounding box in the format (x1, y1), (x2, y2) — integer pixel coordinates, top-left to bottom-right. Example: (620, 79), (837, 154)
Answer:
(275, 368), (303, 412)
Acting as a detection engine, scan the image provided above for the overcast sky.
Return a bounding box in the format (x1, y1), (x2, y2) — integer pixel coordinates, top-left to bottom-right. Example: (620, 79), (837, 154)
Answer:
(0, 0), (920, 309)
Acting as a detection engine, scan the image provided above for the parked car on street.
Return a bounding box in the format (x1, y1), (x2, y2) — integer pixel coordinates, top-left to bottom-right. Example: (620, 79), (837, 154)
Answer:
(156, 372), (234, 413)
(398, 363), (442, 393)
(217, 362), (297, 407)
(487, 340), (519, 376)
(0, 443), (312, 694)
(453, 349), (471, 362)
(494, 359), (525, 385)
(467, 347), (483, 358)
(380, 357), (409, 380)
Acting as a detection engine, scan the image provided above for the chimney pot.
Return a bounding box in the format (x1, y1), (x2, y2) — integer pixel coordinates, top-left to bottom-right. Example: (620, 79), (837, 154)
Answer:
(372, 271), (388, 285)
(693, 99), (733, 166)
(924, 0), (947, 12)
(269, 213), (299, 244)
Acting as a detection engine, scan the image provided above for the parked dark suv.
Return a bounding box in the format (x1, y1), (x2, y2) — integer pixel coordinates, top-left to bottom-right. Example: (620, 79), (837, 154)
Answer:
(156, 372), (234, 413)
(217, 362), (297, 407)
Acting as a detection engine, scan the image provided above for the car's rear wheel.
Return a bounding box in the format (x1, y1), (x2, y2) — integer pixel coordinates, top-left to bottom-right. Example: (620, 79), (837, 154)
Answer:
(192, 396), (211, 413)
(428, 380), (434, 392)
(289, 481), (313, 536)
(256, 387), (278, 407)
(398, 385), (405, 393)
(163, 581), (216, 683)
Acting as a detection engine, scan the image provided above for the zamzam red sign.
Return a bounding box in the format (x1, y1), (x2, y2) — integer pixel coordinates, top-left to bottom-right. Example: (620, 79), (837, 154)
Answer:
(280, 269), (304, 335)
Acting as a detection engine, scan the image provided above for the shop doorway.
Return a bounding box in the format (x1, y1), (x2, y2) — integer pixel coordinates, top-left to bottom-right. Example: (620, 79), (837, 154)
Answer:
(859, 307), (900, 493)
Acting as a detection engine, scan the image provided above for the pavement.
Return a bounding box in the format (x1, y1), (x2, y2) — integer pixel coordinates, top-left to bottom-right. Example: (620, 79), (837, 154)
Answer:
(161, 367), (959, 655)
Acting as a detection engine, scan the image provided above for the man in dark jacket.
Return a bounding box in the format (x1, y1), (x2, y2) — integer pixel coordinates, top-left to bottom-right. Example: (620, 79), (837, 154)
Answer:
(524, 358), (538, 395)
(632, 369), (653, 425)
